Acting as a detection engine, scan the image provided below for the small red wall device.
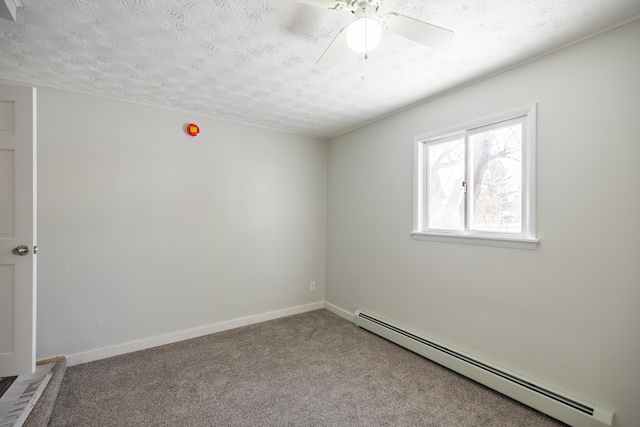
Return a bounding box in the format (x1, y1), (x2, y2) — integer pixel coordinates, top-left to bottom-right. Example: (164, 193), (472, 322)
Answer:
(186, 123), (200, 137)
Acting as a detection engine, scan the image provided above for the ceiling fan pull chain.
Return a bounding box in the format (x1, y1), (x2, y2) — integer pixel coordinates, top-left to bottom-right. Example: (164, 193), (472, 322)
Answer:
(364, 7), (369, 57)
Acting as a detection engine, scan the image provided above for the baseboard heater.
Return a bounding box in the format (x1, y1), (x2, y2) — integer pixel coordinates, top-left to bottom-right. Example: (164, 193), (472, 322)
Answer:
(353, 310), (613, 427)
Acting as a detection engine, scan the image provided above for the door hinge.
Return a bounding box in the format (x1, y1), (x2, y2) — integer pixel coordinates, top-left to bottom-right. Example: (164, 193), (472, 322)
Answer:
(462, 181), (468, 194)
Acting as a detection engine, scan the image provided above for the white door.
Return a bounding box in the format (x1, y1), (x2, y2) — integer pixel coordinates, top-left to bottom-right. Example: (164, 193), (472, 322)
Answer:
(0, 85), (37, 376)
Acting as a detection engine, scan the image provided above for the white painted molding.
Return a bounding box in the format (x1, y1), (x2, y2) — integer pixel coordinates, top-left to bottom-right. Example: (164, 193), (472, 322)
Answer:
(412, 104), (538, 251)
(65, 302), (324, 367)
(324, 302), (354, 322)
(410, 232), (539, 250)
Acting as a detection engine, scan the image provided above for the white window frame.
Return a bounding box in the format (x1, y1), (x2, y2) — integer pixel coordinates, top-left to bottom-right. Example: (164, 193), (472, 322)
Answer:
(411, 104), (538, 250)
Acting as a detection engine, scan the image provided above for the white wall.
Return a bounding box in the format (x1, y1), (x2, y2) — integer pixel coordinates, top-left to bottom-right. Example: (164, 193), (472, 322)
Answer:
(326, 19), (640, 427)
(0, 81), (328, 360)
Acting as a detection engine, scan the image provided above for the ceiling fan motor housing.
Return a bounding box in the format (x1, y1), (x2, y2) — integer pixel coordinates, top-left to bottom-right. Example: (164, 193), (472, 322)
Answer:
(349, 0), (380, 16)
(301, 0), (454, 66)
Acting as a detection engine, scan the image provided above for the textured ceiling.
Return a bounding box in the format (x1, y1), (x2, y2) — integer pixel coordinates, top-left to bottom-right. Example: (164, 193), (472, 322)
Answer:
(1, 0), (639, 139)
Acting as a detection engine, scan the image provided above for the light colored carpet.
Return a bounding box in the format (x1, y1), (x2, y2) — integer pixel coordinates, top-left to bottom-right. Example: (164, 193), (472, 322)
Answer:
(49, 309), (566, 426)
(24, 357), (67, 427)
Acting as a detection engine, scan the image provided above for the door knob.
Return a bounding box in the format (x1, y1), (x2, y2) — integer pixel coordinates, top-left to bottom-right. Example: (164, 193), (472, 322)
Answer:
(12, 245), (30, 256)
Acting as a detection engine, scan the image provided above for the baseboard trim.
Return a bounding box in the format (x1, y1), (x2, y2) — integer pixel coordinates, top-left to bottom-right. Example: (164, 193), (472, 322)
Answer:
(66, 301), (325, 366)
(324, 302), (354, 321)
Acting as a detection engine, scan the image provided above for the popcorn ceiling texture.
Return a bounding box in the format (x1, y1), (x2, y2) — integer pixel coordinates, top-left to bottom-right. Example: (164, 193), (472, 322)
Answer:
(1, 0), (639, 138)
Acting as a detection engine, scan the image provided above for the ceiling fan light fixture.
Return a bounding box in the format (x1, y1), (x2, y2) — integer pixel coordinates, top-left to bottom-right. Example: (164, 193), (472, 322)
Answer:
(345, 17), (382, 53)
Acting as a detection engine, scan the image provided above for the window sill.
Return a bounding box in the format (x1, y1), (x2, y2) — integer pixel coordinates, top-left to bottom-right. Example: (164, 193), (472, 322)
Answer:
(410, 231), (539, 250)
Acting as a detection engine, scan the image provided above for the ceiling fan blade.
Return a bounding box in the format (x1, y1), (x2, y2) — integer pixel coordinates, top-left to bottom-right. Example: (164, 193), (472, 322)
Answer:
(294, 0), (346, 9)
(381, 13), (453, 49)
(316, 27), (347, 66)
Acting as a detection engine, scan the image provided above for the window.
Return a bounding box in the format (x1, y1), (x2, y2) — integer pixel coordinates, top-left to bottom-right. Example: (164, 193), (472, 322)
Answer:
(412, 104), (538, 250)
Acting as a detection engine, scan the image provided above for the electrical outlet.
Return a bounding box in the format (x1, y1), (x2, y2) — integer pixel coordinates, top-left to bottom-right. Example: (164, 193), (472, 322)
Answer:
(310, 281), (316, 291)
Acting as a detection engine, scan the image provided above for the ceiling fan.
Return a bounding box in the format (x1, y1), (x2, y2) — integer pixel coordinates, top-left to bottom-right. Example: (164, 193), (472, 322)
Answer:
(294, 0), (454, 65)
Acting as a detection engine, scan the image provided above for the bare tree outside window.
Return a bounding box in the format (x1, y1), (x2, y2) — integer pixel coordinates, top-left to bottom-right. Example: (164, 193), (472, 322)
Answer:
(469, 124), (522, 233)
(424, 121), (524, 234)
(414, 104), (536, 249)
(427, 138), (465, 230)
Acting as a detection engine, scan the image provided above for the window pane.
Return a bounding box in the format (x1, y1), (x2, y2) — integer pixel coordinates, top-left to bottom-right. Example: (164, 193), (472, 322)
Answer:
(469, 123), (522, 233)
(427, 138), (465, 231)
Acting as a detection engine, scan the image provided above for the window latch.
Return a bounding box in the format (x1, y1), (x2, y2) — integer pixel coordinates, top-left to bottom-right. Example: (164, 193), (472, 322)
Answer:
(462, 181), (468, 194)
